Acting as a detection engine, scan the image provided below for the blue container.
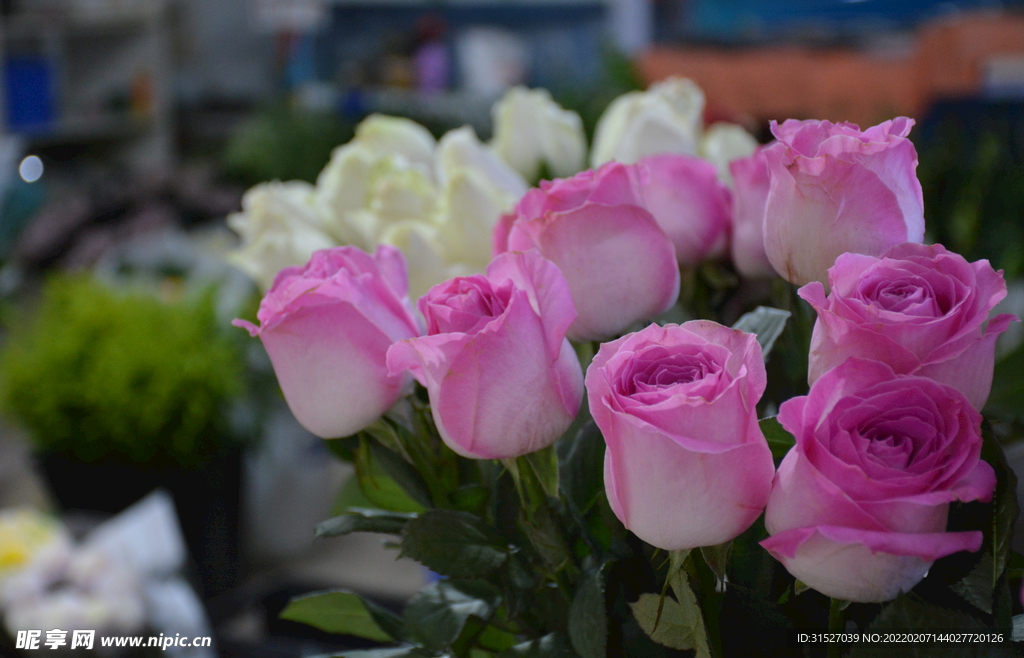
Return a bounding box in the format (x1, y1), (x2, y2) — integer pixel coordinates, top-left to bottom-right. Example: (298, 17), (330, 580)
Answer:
(4, 56), (55, 131)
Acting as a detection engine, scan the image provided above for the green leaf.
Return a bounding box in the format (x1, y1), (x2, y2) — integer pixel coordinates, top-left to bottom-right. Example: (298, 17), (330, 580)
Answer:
(995, 576), (1014, 636)
(520, 503), (574, 571)
(982, 427), (1019, 587)
(400, 510), (509, 578)
(363, 417), (414, 464)
(353, 437), (428, 513)
(629, 593), (698, 651)
(951, 551), (996, 614)
(668, 571), (711, 658)
(669, 549), (691, 577)
(850, 593), (1013, 658)
(403, 580), (501, 653)
(497, 633), (577, 657)
(568, 564), (608, 658)
(759, 417), (796, 461)
(333, 472), (376, 514)
(451, 485), (489, 514)
(524, 444), (560, 499)
(477, 626), (519, 653)
(316, 509), (417, 538)
(280, 590), (395, 642)
(509, 445), (560, 517)
(367, 439), (435, 510)
(557, 420), (606, 515)
(731, 306), (791, 359)
(700, 541), (732, 584)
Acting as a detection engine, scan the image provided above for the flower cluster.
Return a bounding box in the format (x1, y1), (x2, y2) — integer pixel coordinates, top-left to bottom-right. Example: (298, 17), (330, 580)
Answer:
(0, 510), (144, 637)
(233, 79), (1016, 643)
(227, 80), (766, 300)
(590, 77), (758, 179)
(228, 115), (530, 298)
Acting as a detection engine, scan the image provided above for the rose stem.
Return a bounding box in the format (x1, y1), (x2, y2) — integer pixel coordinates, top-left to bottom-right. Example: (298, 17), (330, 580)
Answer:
(827, 597), (845, 658)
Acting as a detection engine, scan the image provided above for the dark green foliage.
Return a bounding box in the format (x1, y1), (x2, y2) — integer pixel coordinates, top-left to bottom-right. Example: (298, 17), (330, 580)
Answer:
(222, 103), (354, 186)
(287, 306), (1020, 658)
(0, 275), (242, 468)
(400, 510), (509, 579)
(915, 111), (1024, 281)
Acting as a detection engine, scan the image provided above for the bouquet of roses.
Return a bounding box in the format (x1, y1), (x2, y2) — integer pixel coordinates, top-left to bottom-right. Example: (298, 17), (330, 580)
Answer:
(230, 81), (1022, 657)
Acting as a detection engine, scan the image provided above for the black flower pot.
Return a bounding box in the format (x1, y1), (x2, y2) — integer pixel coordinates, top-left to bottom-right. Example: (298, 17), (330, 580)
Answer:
(38, 448), (242, 600)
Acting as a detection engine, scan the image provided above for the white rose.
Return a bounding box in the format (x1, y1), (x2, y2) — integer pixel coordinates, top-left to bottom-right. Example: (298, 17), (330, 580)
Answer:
(434, 127), (526, 269)
(379, 221), (459, 301)
(374, 125), (525, 298)
(435, 170), (507, 271)
(229, 114), (528, 299)
(314, 143), (377, 240)
(226, 181), (336, 291)
(591, 77), (706, 167)
(351, 114), (436, 168)
(490, 86), (587, 181)
(700, 122), (759, 186)
(360, 157), (437, 239)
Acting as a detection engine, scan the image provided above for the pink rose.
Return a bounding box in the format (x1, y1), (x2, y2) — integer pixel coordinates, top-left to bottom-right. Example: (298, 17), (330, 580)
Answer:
(493, 163), (680, 341)
(801, 242), (1016, 411)
(586, 321), (775, 550)
(386, 250), (584, 459)
(728, 148), (775, 278)
(762, 118), (925, 286)
(761, 359), (995, 603)
(233, 245), (422, 439)
(635, 153), (732, 266)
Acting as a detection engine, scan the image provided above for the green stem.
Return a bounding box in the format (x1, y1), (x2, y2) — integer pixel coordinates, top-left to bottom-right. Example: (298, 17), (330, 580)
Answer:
(500, 458), (528, 511)
(397, 422), (449, 508)
(827, 598), (846, 658)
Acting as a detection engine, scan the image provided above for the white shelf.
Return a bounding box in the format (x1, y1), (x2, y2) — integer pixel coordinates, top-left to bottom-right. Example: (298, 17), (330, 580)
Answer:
(19, 112), (153, 145)
(0, 2), (173, 171)
(2, 6), (162, 40)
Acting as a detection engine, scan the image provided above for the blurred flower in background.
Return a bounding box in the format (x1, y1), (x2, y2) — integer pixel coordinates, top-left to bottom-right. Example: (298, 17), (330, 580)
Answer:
(226, 181), (336, 291)
(228, 113), (530, 299)
(700, 122), (759, 186)
(0, 509), (144, 640)
(489, 86), (587, 182)
(591, 77), (707, 166)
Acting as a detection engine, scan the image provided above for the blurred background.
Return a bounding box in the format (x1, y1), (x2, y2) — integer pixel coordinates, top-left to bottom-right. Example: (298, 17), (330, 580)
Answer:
(0, 0), (1022, 655)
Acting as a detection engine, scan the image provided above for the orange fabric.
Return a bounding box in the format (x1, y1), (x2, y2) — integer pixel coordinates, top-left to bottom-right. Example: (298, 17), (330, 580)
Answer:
(637, 12), (1024, 127)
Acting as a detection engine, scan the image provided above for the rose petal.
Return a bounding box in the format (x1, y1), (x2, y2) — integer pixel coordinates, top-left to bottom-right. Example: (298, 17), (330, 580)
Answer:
(761, 525), (982, 602)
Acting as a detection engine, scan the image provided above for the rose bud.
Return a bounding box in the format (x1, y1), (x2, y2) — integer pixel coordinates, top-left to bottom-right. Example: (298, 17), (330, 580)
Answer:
(728, 148), (776, 279)
(387, 250), (584, 459)
(493, 162), (680, 341)
(233, 245), (422, 439)
(591, 77), (705, 167)
(490, 86), (587, 181)
(587, 321), (775, 550)
(635, 153), (732, 266)
(762, 117), (925, 287)
(700, 122), (759, 187)
(801, 242), (1016, 411)
(761, 359), (994, 603)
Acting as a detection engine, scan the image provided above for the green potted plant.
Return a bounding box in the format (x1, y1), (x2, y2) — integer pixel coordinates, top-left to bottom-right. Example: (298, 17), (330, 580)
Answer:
(0, 274), (245, 597)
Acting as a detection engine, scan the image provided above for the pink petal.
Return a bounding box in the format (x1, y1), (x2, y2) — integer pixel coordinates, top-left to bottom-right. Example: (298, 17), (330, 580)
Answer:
(761, 524), (982, 602)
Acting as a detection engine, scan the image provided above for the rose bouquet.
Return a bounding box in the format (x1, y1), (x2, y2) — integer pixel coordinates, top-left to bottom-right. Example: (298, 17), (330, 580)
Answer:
(230, 81), (1023, 657)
